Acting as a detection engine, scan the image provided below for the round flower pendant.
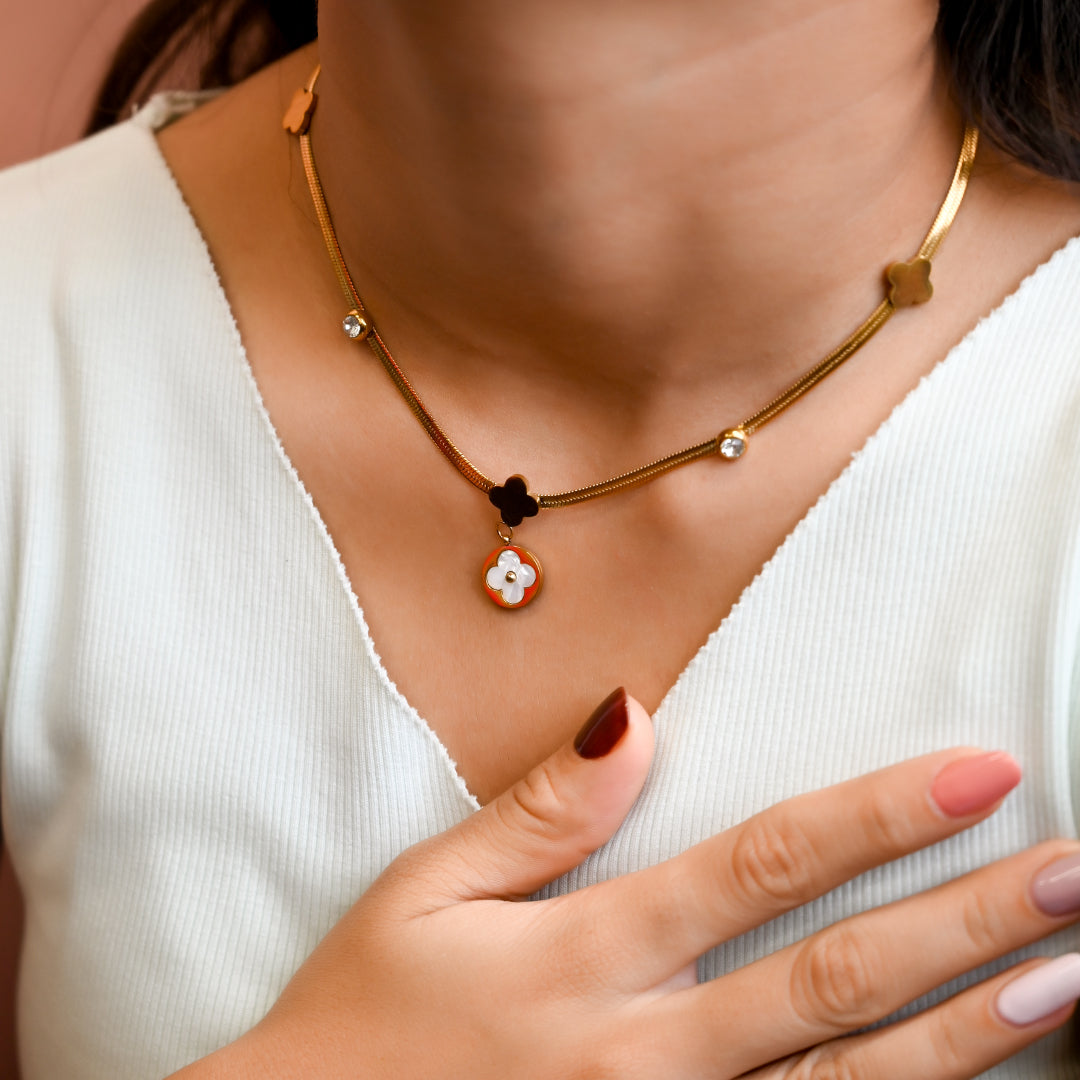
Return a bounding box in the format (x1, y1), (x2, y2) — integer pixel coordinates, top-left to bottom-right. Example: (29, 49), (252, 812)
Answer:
(482, 545), (543, 609)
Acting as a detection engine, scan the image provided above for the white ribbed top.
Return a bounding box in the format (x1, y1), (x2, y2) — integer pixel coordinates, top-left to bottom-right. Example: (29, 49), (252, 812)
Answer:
(1, 95), (1079, 1079)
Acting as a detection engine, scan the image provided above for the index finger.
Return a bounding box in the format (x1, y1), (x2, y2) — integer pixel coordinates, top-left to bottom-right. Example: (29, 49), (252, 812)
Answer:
(572, 748), (1021, 987)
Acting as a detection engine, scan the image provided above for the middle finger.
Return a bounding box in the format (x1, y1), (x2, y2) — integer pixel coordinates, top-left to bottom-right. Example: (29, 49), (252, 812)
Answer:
(658, 840), (1080, 1077)
(570, 749), (1020, 985)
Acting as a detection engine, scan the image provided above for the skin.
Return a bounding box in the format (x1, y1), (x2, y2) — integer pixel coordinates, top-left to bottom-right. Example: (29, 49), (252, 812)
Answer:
(171, 734), (1075, 1078)
(157, 0), (1080, 804)
(3, 0), (1080, 1074)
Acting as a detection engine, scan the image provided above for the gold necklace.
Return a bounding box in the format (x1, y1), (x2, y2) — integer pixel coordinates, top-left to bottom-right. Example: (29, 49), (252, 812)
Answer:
(283, 65), (978, 611)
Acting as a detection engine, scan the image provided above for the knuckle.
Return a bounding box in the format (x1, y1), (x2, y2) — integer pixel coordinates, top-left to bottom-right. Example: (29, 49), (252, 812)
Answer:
(926, 1006), (968, 1072)
(958, 888), (1011, 955)
(498, 760), (569, 843)
(859, 788), (920, 854)
(782, 1046), (862, 1080)
(728, 813), (819, 908)
(791, 926), (886, 1031)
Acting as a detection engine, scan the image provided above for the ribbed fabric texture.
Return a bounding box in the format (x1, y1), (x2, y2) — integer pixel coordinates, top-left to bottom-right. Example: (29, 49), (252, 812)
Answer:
(1, 94), (1079, 1078)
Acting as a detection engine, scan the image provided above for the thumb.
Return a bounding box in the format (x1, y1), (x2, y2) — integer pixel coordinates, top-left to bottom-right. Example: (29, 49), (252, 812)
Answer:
(409, 688), (654, 904)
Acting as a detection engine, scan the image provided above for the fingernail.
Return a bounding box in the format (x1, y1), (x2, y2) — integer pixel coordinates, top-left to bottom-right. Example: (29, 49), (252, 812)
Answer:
(1032, 852), (1080, 916)
(574, 688), (629, 759)
(996, 954), (1080, 1026)
(929, 751), (1021, 817)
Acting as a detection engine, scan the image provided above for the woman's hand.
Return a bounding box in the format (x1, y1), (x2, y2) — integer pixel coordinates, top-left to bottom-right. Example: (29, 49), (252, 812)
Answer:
(174, 689), (1080, 1079)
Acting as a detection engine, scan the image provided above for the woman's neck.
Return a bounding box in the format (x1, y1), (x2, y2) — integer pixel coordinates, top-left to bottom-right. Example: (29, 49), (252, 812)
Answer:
(310, 0), (960, 405)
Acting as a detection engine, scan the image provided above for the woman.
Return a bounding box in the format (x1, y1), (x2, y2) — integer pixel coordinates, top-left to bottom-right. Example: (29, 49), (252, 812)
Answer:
(2, 0), (1080, 1075)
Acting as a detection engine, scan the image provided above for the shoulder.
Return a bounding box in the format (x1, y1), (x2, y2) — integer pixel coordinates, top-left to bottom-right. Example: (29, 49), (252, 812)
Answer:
(975, 232), (1080, 358)
(0, 96), (226, 433)
(959, 156), (1080, 372)
(0, 93), (218, 307)
(0, 111), (164, 274)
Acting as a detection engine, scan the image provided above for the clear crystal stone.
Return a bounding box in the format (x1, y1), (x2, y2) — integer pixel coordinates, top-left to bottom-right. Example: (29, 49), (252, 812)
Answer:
(719, 435), (746, 459)
(342, 313), (364, 339)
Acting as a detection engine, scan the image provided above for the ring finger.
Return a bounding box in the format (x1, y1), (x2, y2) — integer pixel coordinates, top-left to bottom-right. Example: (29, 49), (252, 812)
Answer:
(740, 955), (1080, 1080)
(653, 841), (1080, 1075)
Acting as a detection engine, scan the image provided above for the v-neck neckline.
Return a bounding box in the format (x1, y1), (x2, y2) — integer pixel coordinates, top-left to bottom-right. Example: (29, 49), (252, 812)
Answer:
(131, 92), (1080, 810)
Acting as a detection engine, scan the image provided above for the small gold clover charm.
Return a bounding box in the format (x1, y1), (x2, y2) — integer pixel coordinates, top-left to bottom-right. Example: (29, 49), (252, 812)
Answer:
(282, 88), (316, 135)
(886, 257), (934, 307)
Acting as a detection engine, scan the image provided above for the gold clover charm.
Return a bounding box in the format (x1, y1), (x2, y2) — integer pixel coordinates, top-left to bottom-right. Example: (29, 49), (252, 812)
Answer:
(886, 257), (934, 307)
(282, 88), (316, 135)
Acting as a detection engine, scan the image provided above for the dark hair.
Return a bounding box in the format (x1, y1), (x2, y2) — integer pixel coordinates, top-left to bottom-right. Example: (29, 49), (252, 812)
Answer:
(88, 0), (1080, 184)
(938, 0), (1080, 181)
(85, 0), (317, 136)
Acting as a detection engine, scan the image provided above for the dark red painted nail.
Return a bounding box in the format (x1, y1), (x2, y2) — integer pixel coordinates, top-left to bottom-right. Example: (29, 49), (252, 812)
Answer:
(574, 688), (629, 759)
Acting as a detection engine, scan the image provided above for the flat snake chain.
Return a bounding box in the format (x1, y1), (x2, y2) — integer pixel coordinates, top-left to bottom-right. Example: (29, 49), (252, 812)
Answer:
(293, 66), (978, 510)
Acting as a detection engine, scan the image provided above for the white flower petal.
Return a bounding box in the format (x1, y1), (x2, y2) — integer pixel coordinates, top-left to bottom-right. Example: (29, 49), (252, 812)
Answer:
(486, 564), (508, 591)
(515, 561), (536, 588)
(497, 549), (522, 571)
(503, 579), (526, 605)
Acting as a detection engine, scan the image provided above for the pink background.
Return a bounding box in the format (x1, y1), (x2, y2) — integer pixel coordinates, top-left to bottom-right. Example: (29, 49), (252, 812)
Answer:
(1, 0), (150, 170)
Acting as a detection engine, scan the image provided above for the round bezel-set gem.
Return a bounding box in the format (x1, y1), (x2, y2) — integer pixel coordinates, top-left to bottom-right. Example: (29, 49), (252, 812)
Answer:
(342, 310), (371, 340)
(718, 428), (748, 460)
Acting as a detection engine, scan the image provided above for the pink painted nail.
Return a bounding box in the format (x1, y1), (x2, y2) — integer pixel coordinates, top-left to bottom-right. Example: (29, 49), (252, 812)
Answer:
(997, 954), (1080, 1026)
(1031, 852), (1080, 916)
(929, 752), (1021, 818)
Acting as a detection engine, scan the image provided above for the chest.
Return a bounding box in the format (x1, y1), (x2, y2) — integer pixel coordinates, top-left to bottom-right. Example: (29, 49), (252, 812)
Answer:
(150, 89), (1080, 804)
(10, 345), (1080, 1079)
(235, 303), (966, 803)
